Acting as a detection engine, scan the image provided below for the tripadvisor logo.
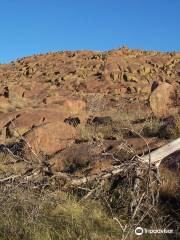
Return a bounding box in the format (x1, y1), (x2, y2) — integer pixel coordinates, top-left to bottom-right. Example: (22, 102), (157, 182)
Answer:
(135, 227), (174, 235)
(135, 227), (144, 236)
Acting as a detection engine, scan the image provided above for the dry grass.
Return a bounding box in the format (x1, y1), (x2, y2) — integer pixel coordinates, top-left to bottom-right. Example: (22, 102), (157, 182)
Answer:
(94, 113), (179, 140)
(78, 124), (123, 142)
(0, 187), (122, 240)
(160, 166), (180, 200)
(0, 182), (175, 240)
(169, 115), (180, 138)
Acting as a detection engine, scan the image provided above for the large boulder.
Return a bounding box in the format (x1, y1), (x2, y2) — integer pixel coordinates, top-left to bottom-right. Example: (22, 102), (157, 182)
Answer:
(149, 82), (179, 117)
(23, 121), (77, 156)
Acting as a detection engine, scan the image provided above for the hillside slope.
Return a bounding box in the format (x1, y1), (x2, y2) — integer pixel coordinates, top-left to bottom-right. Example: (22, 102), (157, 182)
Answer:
(0, 47), (179, 239)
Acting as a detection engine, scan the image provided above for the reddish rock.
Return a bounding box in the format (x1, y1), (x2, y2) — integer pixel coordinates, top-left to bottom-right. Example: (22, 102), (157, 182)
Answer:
(23, 121), (77, 156)
(149, 82), (179, 117)
(0, 48), (179, 166)
(61, 99), (86, 114)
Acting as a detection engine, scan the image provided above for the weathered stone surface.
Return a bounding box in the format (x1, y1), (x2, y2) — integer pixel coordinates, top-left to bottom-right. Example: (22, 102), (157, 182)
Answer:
(149, 83), (179, 117)
(23, 121), (77, 155)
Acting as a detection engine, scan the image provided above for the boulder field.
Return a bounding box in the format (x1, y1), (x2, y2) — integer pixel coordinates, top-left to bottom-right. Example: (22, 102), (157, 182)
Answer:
(0, 47), (179, 174)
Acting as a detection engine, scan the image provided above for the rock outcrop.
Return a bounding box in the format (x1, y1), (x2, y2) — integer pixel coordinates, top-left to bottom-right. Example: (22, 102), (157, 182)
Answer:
(23, 121), (77, 156)
(0, 47), (179, 172)
(149, 82), (179, 117)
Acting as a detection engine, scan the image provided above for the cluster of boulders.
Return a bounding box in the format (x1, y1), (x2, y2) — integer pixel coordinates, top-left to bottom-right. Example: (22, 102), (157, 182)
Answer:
(0, 47), (179, 174)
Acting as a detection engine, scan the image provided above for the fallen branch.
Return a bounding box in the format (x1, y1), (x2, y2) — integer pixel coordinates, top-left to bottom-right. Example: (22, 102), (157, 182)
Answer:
(62, 138), (180, 187)
(0, 174), (20, 183)
(140, 137), (180, 167)
(69, 162), (135, 186)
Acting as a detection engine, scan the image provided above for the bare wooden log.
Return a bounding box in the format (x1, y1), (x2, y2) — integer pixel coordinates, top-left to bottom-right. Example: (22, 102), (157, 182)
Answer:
(69, 138), (180, 186)
(70, 165), (128, 186)
(141, 138), (180, 167)
(0, 138), (178, 187)
(0, 174), (20, 183)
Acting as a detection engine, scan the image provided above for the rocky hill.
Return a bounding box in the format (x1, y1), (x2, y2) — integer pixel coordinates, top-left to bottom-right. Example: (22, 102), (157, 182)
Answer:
(0, 46), (179, 162)
(0, 47), (179, 239)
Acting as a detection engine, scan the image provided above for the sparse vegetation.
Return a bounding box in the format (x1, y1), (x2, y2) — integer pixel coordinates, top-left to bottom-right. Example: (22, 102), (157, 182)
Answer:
(0, 188), (122, 240)
(0, 48), (179, 239)
(78, 124), (123, 142)
(0, 169), (178, 240)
